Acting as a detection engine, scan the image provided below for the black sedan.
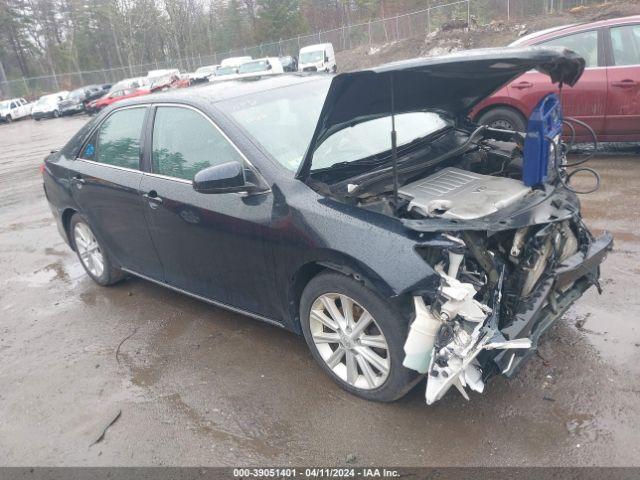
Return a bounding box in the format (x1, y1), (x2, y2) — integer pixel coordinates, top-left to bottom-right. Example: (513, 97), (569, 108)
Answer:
(42, 47), (611, 404)
(60, 84), (111, 116)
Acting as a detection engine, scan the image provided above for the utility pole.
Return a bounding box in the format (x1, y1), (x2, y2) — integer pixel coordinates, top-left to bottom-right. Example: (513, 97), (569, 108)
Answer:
(0, 60), (7, 97)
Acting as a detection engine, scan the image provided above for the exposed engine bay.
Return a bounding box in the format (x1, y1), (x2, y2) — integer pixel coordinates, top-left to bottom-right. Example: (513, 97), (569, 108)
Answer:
(399, 167), (531, 220)
(306, 101), (612, 405)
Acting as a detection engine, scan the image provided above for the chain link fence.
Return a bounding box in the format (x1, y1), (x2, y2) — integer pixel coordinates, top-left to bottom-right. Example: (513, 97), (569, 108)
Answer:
(0, 0), (604, 99)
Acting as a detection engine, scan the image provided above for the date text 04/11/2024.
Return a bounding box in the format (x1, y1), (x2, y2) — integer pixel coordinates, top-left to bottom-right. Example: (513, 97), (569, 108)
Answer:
(232, 468), (400, 477)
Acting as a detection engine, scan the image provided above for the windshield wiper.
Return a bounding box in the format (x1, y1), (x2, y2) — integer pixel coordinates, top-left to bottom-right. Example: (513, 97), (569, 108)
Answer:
(345, 125), (486, 196)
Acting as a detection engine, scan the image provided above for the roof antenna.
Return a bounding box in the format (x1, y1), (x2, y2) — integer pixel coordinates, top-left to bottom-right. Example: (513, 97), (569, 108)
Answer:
(390, 73), (399, 212)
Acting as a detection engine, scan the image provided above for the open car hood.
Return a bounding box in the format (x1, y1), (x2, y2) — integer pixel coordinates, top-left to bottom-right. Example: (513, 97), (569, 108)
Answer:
(295, 46), (585, 180)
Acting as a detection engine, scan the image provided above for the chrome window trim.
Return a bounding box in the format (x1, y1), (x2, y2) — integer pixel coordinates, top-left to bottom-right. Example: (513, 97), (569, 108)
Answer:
(76, 157), (140, 174)
(142, 171), (192, 184)
(147, 102), (270, 191)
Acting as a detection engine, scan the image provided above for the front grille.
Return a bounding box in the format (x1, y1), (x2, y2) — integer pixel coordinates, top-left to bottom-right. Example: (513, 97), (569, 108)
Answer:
(303, 66), (318, 72)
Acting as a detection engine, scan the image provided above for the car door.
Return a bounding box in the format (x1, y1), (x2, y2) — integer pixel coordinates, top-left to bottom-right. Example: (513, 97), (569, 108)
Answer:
(9, 100), (18, 118)
(139, 104), (281, 318)
(604, 23), (640, 140)
(515, 29), (608, 139)
(16, 98), (26, 118)
(71, 106), (164, 279)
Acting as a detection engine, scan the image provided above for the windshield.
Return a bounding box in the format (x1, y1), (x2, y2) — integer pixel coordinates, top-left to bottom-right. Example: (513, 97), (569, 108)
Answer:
(216, 66), (236, 76)
(0, 101), (10, 110)
(300, 50), (324, 64)
(313, 112), (451, 169)
(238, 60), (270, 74)
(222, 78), (331, 171)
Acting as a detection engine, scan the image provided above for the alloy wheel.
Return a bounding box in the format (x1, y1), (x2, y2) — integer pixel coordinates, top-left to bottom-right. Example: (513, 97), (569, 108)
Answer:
(73, 222), (105, 278)
(309, 293), (390, 390)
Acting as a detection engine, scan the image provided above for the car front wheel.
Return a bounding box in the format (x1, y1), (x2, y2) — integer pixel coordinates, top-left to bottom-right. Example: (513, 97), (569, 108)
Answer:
(300, 271), (419, 402)
(69, 214), (124, 286)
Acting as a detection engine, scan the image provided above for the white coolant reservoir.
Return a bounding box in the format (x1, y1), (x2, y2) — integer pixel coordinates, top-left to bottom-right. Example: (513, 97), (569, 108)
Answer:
(402, 297), (441, 374)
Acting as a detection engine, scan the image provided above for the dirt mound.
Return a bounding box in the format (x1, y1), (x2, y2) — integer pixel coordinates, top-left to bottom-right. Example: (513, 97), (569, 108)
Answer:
(337, 0), (640, 72)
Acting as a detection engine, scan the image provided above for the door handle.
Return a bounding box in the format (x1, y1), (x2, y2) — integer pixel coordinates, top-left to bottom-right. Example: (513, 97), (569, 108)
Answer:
(611, 79), (637, 88)
(142, 191), (163, 208)
(70, 175), (85, 186)
(511, 81), (533, 90)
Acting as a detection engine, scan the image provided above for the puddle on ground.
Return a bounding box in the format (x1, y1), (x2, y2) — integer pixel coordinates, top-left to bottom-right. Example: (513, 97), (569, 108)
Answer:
(20, 259), (85, 288)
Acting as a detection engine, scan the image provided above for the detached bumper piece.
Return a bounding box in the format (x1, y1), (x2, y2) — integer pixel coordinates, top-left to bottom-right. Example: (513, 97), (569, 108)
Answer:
(403, 231), (612, 405)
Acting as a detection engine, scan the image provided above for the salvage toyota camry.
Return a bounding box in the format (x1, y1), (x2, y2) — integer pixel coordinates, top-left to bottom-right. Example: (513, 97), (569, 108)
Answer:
(43, 47), (612, 404)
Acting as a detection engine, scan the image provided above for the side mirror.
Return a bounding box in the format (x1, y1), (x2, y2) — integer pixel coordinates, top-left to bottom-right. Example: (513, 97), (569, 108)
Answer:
(193, 161), (266, 195)
(325, 55), (329, 63)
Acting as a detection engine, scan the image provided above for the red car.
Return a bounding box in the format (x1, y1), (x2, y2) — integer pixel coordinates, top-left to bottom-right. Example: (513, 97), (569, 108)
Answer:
(473, 15), (640, 142)
(87, 87), (151, 113)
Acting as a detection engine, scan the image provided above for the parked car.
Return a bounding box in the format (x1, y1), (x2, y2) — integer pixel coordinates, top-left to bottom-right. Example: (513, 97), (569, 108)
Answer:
(60, 85), (110, 116)
(149, 73), (190, 92)
(211, 65), (239, 78)
(220, 56), (252, 69)
(298, 43), (336, 72)
(109, 77), (149, 92)
(31, 91), (70, 120)
(189, 65), (219, 83)
(85, 87), (151, 113)
(0, 97), (33, 122)
(209, 56), (253, 81)
(42, 47), (611, 405)
(474, 15), (640, 142)
(279, 56), (298, 72)
(236, 57), (284, 78)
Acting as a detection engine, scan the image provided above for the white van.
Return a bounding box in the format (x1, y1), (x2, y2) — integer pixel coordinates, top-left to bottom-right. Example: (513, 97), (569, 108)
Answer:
(210, 56), (253, 82)
(298, 43), (336, 73)
(220, 56), (252, 69)
(236, 57), (284, 78)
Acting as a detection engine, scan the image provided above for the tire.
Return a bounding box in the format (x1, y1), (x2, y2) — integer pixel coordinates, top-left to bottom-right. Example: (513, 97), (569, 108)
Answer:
(5, 115), (12, 123)
(69, 213), (125, 286)
(476, 106), (527, 132)
(53, 110), (60, 118)
(300, 271), (419, 402)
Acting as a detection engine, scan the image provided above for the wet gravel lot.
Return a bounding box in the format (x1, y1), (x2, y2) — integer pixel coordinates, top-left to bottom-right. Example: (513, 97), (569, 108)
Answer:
(1, 115), (639, 466)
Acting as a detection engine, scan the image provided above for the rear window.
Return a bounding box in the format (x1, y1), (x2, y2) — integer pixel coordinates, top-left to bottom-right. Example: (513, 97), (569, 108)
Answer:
(81, 107), (146, 169)
(610, 24), (640, 66)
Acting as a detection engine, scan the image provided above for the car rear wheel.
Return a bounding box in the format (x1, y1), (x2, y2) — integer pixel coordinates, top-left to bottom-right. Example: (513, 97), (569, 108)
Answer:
(70, 214), (124, 286)
(477, 106), (527, 132)
(300, 271), (419, 402)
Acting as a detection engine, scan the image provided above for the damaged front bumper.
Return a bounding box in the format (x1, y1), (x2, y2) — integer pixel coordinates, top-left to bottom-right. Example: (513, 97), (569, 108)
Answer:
(494, 232), (612, 378)
(403, 229), (613, 405)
